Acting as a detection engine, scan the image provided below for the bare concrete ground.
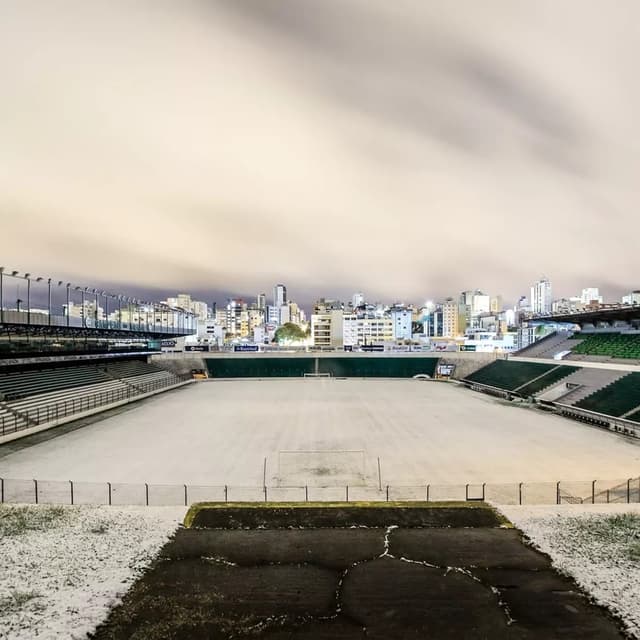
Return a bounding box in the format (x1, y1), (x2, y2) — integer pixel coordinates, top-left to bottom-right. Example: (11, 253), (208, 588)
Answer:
(1, 379), (639, 486)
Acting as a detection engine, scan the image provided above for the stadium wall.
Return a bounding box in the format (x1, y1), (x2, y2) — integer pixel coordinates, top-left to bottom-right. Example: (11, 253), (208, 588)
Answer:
(151, 352), (498, 380)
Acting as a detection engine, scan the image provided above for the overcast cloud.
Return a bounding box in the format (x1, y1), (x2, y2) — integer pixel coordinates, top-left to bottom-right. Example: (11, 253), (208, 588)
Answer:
(1, 0), (639, 308)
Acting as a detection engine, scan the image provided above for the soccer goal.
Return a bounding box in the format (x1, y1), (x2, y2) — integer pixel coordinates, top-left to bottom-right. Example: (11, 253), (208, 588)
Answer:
(303, 372), (332, 378)
(278, 449), (366, 486)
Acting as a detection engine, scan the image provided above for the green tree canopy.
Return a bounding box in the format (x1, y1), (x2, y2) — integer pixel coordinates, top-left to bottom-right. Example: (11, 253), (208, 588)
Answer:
(274, 322), (307, 343)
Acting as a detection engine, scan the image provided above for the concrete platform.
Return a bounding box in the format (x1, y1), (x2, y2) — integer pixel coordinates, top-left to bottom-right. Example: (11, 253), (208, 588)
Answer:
(91, 503), (625, 639)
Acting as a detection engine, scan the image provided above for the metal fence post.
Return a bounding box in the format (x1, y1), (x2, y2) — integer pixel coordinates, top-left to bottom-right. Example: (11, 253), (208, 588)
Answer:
(465, 484), (469, 501)
(426, 484), (430, 502)
(482, 483), (486, 501)
(628, 479), (631, 504)
(592, 480), (596, 504)
(34, 479), (38, 504)
(184, 484), (188, 507)
(305, 485), (308, 502)
(264, 486), (268, 502)
(1, 477), (3, 503)
(386, 485), (389, 502)
(70, 480), (74, 505)
(518, 483), (523, 506)
(556, 481), (561, 505)
(145, 483), (149, 506)
(346, 485), (349, 502)
(224, 485), (228, 502)
(107, 482), (112, 506)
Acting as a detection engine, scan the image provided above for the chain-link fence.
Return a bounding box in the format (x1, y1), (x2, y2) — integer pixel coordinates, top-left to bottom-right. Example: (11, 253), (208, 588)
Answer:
(1, 476), (638, 506)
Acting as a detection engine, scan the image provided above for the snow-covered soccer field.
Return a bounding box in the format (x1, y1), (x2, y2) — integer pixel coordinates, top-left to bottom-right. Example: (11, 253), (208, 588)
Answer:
(1, 379), (639, 487)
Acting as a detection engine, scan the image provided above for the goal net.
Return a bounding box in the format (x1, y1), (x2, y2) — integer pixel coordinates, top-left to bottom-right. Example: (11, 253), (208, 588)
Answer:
(277, 449), (366, 486)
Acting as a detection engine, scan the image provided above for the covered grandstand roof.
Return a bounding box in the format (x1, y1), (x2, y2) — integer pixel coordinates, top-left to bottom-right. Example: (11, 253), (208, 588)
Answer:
(536, 306), (640, 328)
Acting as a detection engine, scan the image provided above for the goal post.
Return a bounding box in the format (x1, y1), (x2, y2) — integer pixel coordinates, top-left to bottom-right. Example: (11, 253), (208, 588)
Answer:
(277, 449), (366, 486)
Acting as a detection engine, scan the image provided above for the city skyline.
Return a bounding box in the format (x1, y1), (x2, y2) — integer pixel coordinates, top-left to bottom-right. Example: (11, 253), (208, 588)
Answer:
(1, 1), (639, 303)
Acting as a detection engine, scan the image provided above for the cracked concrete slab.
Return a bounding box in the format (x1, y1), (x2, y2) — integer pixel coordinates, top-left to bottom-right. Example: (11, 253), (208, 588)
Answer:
(390, 527), (550, 569)
(91, 505), (625, 639)
(161, 529), (384, 569)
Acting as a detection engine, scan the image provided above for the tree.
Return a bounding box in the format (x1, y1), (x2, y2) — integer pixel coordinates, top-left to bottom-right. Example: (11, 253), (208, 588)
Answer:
(274, 322), (307, 344)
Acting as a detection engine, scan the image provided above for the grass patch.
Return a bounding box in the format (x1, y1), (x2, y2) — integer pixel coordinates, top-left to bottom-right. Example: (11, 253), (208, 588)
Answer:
(0, 504), (68, 537)
(565, 512), (640, 562)
(0, 589), (43, 610)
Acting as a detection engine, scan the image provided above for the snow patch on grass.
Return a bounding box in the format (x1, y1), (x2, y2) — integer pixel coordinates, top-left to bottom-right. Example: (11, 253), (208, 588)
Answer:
(500, 504), (640, 639)
(0, 504), (186, 639)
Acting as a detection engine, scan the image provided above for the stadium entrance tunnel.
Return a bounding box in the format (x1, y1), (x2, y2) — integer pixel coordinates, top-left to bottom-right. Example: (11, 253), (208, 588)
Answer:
(91, 503), (625, 639)
(204, 356), (439, 378)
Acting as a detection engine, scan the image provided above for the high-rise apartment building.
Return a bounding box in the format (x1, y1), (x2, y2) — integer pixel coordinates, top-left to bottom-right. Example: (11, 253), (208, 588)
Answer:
(257, 293), (266, 310)
(273, 284), (287, 308)
(311, 309), (344, 348)
(530, 277), (552, 315)
(442, 298), (460, 338)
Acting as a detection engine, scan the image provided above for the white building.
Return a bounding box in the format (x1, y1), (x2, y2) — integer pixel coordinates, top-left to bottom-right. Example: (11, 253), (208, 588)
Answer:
(472, 294), (491, 314)
(580, 288), (602, 305)
(622, 291), (640, 305)
(530, 277), (552, 315)
(343, 315), (394, 347)
(390, 308), (412, 341)
(352, 292), (365, 308)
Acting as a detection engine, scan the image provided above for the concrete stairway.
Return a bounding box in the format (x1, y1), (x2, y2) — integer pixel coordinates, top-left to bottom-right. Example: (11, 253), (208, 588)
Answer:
(517, 331), (582, 359)
(541, 368), (630, 405)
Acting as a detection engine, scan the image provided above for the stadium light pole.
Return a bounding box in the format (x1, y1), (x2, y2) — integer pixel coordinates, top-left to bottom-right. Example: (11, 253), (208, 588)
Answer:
(24, 273), (31, 326)
(93, 289), (99, 328)
(102, 292), (108, 330)
(47, 279), (52, 325)
(65, 283), (71, 327)
(74, 286), (83, 328)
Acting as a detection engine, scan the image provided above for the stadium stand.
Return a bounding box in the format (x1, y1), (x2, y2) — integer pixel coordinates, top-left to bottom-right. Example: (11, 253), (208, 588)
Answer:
(574, 373), (640, 417)
(626, 408), (640, 424)
(515, 365), (580, 397)
(0, 365), (111, 401)
(0, 402), (30, 432)
(0, 359), (188, 437)
(569, 333), (640, 360)
(540, 368), (629, 405)
(515, 331), (583, 359)
(464, 360), (559, 392)
(7, 379), (133, 417)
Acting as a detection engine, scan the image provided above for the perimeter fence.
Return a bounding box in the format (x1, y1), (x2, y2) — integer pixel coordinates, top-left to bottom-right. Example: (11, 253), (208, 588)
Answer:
(1, 477), (638, 506)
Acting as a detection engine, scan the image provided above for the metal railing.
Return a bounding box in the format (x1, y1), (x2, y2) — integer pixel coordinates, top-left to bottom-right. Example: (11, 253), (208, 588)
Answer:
(0, 374), (192, 436)
(554, 402), (640, 438)
(0, 477), (638, 507)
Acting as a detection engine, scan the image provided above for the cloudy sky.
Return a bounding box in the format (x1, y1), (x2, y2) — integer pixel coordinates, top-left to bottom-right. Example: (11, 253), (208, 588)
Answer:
(1, 0), (639, 309)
